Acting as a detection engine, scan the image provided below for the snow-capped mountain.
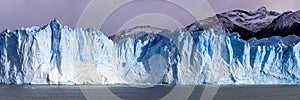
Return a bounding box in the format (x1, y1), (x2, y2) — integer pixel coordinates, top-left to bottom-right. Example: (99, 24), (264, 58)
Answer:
(1, 18), (300, 84)
(257, 10), (300, 39)
(220, 7), (280, 33)
(186, 7), (300, 40)
(109, 25), (163, 43)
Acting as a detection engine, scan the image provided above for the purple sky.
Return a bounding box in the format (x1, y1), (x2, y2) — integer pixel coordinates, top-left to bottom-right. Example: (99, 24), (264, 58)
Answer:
(0, 0), (90, 31)
(1, 0), (300, 33)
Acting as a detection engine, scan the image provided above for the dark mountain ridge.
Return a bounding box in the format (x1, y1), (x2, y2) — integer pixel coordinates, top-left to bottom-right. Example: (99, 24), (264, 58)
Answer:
(186, 7), (300, 40)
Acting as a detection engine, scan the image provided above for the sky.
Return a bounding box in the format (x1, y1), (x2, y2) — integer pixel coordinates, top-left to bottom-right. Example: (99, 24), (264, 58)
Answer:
(0, 0), (300, 34)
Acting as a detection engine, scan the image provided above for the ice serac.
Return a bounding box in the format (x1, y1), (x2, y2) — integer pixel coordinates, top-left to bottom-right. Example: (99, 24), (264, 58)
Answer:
(0, 19), (125, 84)
(1, 20), (300, 84)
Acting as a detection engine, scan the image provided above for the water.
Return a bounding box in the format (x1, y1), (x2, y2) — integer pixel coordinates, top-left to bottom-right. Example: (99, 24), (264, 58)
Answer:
(0, 85), (299, 100)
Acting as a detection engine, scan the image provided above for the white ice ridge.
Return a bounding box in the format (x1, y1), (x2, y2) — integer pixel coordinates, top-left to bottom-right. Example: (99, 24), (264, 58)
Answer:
(1, 19), (300, 84)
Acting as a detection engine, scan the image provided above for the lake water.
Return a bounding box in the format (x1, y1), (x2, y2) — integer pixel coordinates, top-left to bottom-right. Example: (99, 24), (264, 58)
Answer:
(0, 85), (299, 100)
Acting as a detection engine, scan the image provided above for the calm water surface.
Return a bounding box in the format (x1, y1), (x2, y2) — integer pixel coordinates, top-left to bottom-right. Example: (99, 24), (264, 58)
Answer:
(0, 85), (299, 100)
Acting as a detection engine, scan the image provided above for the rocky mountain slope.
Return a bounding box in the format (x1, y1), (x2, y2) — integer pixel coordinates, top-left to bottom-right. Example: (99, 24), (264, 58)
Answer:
(186, 7), (300, 40)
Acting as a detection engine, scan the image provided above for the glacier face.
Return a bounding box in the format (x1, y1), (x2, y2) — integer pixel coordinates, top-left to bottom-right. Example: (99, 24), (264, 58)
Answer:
(1, 19), (300, 84)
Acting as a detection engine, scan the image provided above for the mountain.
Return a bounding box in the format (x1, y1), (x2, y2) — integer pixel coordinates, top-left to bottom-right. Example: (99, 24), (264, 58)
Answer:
(109, 25), (163, 43)
(257, 11), (300, 39)
(186, 7), (300, 40)
(1, 19), (300, 84)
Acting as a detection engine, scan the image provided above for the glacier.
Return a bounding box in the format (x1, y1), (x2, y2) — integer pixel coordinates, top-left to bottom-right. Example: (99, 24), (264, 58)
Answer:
(1, 19), (300, 85)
